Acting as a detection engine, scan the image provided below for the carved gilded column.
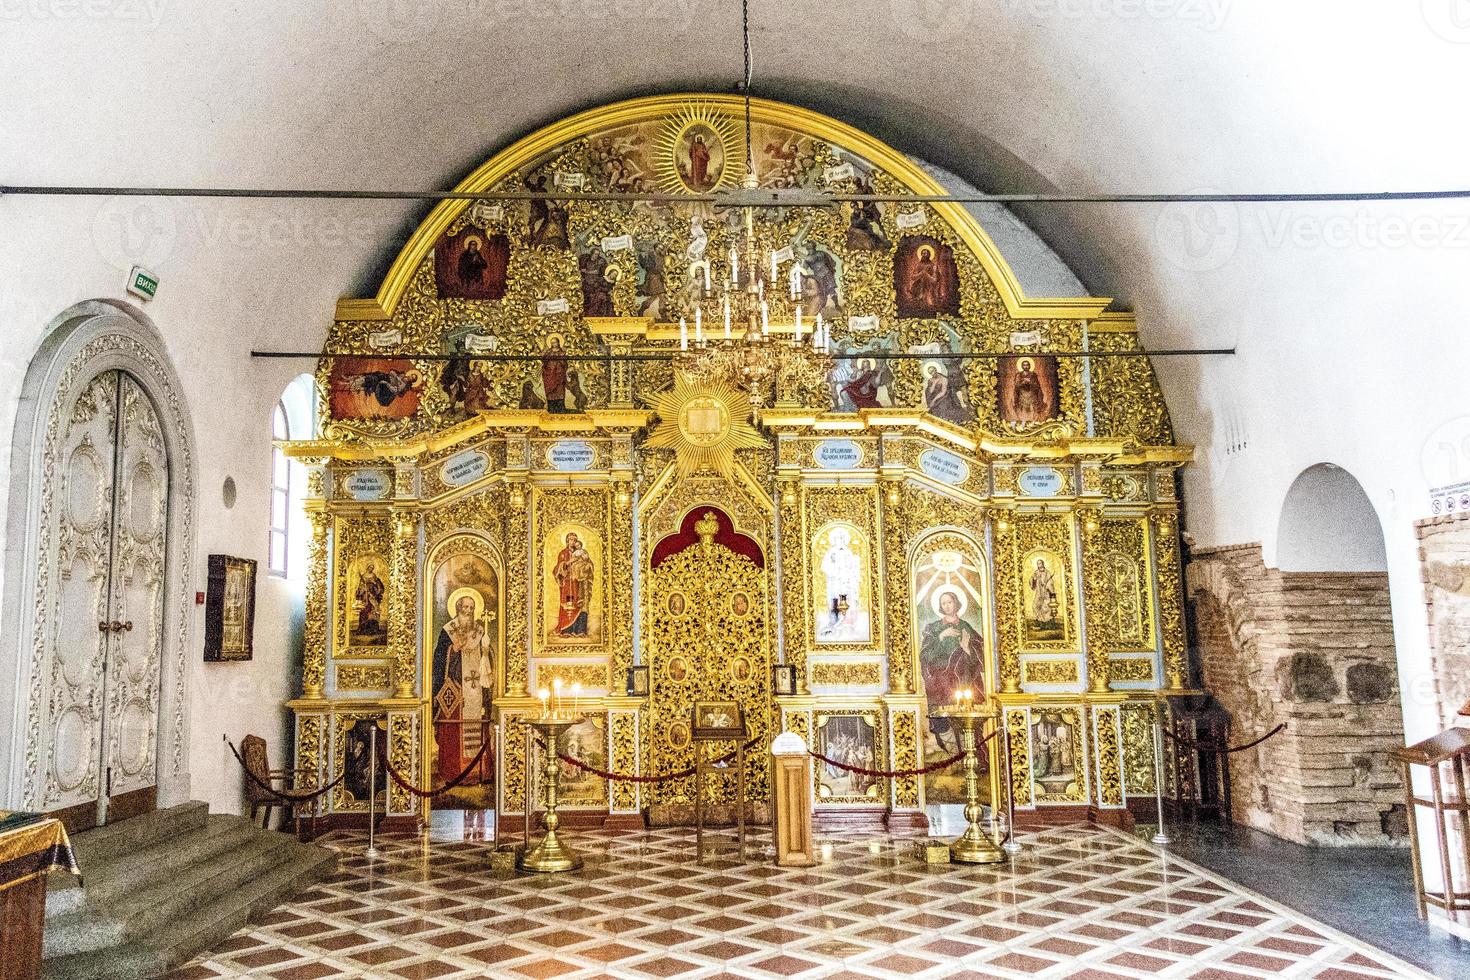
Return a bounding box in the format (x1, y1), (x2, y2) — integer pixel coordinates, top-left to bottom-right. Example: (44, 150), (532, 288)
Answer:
(389, 508), (419, 698)
(1079, 507), (1111, 693)
(880, 477), (914, 695)
(610, 479), (634, 691)
(1151, 507), (1188, 690)
(606, 337), (634, 408)
(505, 482), (530, 696)
(993, 509), (1022, 694)
(302, 509), (329, 698)
(777, 478), (810, 694)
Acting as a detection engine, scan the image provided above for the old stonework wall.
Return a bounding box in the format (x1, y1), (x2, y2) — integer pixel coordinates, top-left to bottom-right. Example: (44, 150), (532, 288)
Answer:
(1185, 544), (1407, 847)
(1418, 513), (1470, 728)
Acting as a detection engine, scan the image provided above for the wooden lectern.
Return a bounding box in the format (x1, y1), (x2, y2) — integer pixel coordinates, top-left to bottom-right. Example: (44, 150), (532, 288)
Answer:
(1393, 726), (1470, 922)
(770, 732), (815, 867)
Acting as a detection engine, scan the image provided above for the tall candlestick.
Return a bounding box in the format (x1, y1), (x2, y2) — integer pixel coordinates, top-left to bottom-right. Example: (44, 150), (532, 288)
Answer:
(760, 301), (769, 336)
(730, 247), (738, 284)
(723, 293), (731, 339)
(679, 317), (688, 351)
(538, 687), (550, 718)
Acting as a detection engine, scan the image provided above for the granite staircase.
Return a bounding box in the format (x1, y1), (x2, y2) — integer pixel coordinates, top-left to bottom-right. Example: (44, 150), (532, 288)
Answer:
(42, 801), (337, 980)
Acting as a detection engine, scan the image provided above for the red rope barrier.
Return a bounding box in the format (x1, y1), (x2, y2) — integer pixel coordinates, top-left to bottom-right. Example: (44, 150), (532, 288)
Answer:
(386, 739), (494, 798)
(1165, 722), (1287, 755)
(228, 739), (345, 803)
(552, 737), (762, 784)
(810, 729), (998, 778)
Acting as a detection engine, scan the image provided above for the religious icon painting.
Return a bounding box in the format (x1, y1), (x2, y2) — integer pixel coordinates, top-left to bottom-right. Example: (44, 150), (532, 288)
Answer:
(910, 331), (973, 427)
(524, 171), (570, 249)
(815, 713), (882, 801)
(667, 720), (691, 750)
(427, 543), (500, 803)
(692, 701), (745, 739)
(730, 591), (751, 618)
(576, 238), (617, 317)
(830, 333), (897, 412)
(894, 235), (960, 318)
(665, 655), (689, 684)
(435, 225), (510, 300)
(557, 714), (609, 808)
(537, 334), (586, 414)
(813, 521), (873, 645)
(794, 243), (845, 318)
(1031, 709), (1084, 803)
(654, 105), (741, 195)
(846, 176), (889, 252)
(204, 554), (256, 662)
(542, 523), (601, 648)
(1021, 549), (1070, 646)
(327, 357), (424, 420)
(341, 717), (387, 807)
(667, 592), (687, 617)
(729, 657), (753, 684)
(345, 555), (389, 649)
(911, 535), (992, 803)
(997, 354), (1060, 425)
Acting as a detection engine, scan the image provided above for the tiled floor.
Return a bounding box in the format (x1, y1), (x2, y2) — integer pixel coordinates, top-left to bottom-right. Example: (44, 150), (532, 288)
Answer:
(170, 823), (1427, 979)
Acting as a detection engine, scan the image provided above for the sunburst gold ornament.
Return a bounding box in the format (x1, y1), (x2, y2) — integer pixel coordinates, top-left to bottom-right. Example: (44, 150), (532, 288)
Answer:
(646, 374), (765, 479)
(655, 102), (743, 195)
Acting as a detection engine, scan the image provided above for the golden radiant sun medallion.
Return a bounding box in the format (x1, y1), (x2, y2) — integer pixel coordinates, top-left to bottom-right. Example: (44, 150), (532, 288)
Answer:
(645, 374), (765, 479)
(654, 103), (743, 196)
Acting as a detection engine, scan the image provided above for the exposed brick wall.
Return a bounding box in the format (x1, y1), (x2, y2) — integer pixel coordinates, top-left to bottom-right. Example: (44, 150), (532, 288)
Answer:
(1185, 544), (1407, 847)
(1417, 512), (1470, 729)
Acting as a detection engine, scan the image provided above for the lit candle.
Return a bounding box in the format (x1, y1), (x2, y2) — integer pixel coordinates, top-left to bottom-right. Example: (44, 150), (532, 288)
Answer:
(679, 316), (688, 351)
(760, 300), (769, 335)
(723, 293), (731, 339)
(552, 677), (564, 717)
(695, 306), (703, 344)
(571, 682), (582, 717)
(789, 265), (801, 299)
(730, 247), (738, 284)
(757, 276), (764, 300)
(703, 262), (711, 291)
(537, 687), (550, 717)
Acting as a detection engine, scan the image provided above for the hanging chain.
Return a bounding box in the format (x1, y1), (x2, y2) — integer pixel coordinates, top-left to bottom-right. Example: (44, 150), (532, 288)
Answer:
(742, 0), (753, 175)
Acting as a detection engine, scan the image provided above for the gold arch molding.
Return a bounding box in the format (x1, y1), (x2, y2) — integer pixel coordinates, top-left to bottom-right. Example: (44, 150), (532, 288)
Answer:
(337, 94), (1112, 323)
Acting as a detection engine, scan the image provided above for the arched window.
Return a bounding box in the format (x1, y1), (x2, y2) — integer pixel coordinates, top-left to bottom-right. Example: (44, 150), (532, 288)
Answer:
(268, 402), (291, 576)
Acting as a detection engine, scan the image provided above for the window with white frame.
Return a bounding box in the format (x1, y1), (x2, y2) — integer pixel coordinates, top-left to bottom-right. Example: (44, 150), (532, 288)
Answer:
(268, 402), (291, 576)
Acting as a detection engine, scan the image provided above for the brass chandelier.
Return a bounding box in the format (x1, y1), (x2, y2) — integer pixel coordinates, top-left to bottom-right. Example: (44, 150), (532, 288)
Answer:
(669, 0), (832, 409)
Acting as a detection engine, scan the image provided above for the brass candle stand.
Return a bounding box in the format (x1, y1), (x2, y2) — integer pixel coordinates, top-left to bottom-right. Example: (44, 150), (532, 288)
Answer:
(934, 699), (1006, 865)
(517, 716), (583, 874)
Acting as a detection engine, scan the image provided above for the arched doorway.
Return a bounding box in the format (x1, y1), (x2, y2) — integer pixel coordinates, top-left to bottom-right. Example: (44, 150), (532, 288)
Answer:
(2, 301), (196, 829)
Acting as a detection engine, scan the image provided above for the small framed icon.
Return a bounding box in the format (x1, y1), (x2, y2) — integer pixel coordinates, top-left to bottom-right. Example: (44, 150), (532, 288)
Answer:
(692, 701), (746, 740)
(625, 665), (650, 697)
(772, 663), (798, 697)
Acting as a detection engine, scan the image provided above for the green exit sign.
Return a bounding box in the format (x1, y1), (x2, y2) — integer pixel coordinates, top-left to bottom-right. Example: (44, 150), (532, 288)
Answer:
(127, 266), (158, 300)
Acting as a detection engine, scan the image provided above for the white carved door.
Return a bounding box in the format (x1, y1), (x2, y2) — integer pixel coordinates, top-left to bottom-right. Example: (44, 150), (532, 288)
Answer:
(45, 370), (169, 827)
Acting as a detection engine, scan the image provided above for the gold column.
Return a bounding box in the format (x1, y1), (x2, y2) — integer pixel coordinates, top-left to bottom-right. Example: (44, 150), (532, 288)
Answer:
(777, 478), (810, 694)
(1079, 507), (1111, 694)
(606, 337), (634, 408)
(301, 508), (329, 699)
(1151, 507), (1188, 691)
(880, 477), (915, 695)
(993, 510), (1022, 694)
(505, 482), (530, 697)
(389, 508), (419, 699)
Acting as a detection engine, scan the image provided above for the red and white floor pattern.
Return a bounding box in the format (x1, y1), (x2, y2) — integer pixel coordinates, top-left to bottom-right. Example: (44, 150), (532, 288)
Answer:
(168, 823), (1425, 979)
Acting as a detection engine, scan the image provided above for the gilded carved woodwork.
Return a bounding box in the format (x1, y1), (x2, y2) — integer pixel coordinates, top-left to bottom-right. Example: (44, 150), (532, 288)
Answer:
(281, 95), (1195, 825)
(1121, 702), (1157, 796)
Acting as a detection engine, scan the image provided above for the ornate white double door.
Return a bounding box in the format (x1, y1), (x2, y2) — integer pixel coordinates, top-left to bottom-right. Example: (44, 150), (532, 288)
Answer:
(44, 370), (170, 828)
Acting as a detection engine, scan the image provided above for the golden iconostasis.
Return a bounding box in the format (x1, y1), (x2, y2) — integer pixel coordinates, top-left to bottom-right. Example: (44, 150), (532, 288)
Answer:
(283, 95), (1192, 830)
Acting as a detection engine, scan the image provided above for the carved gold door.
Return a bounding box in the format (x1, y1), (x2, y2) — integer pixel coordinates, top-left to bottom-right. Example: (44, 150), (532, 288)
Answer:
(642, 527), (771, 817)
(44, 370), (169, 829)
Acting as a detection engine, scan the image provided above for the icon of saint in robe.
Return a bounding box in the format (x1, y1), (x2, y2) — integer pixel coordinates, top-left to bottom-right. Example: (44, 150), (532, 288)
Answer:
(553, 532), (594, 638)
(541, 336), (569, 413)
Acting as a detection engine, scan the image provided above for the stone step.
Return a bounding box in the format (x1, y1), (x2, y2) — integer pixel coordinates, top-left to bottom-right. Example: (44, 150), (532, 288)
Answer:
(42, 838), (337, 980)
(44, 826), (288, 956)
(67, 800), (211, 868)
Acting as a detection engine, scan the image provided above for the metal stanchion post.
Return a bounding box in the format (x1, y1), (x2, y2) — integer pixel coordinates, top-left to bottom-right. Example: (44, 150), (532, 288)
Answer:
(1151, 697), (1172, 846)
(366, 721), (381, 860)
(1001, 714), (1023, 855)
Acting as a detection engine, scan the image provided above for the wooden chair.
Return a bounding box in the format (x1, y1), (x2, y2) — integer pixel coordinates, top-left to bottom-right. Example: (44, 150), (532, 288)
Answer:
(241, 734), (320, 836)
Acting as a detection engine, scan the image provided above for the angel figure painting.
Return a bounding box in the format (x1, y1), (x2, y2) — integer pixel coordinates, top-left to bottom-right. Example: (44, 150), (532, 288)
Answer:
(543, 525), (601, 646)
(813, 522), (872, 644)
(429, 549), (499, 802)
(1022, 550), (1068, 645)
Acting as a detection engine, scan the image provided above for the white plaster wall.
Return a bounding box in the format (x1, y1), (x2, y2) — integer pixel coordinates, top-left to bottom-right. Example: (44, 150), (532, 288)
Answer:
(2, 1), (1467, 807)
(1276, 464), (1388, 573)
